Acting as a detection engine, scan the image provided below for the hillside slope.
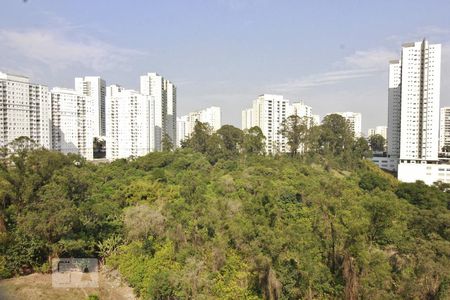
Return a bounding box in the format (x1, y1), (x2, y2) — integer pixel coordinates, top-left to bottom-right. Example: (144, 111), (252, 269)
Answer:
(0, 148), (449, 299)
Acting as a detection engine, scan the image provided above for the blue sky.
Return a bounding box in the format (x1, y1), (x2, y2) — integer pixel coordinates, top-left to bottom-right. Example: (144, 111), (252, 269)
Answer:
(1, 0), (450, 132)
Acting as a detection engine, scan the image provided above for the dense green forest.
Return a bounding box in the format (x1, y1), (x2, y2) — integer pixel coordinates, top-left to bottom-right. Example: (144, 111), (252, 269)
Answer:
(0, 115), (449, 299)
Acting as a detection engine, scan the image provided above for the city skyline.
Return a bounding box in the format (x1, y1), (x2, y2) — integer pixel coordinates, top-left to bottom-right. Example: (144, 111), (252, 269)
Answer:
(1, 1), (450, 132)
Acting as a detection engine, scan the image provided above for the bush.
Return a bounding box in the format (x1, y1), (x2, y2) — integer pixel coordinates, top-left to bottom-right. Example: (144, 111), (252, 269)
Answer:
(359, 172), (390, 191)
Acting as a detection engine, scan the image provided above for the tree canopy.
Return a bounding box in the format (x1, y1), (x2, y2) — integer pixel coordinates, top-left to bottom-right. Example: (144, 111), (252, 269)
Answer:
(0, 135), (449, 299)
(369, 134), (386, 152)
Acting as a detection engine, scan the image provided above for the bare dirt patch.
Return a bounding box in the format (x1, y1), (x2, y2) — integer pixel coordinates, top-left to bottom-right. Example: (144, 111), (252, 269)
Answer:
(0, 269), (136, 300)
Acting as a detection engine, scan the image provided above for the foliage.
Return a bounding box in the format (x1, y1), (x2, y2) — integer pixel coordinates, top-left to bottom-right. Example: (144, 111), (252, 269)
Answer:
(0, 137), (449, 299)
(242, 126), (266, 155)
(162, 133), (174, 152)
(217, 125), (244, 155)
(279, 115), (309, 156)
(369, 134), (386, 152)
(319, 114), (354, 157)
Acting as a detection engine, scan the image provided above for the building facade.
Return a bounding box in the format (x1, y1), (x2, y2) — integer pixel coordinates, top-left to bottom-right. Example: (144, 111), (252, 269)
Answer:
(241, 108), (253, 130)
(176, 115), (189, 147)
(242, 94), (289, 153)
(288, 101), (316, 127)
(140, 73), (176, 151)
(288, 101), (312, 118)
(51, 87), (93, 159)
(312, 114), (321, 126)
(105, 85), (154, 160)
(75, 76), (106, 138)
(388, 40), (441, 162)
(439, 107), (450, 153)
(386, 40), (445, 183)
(368, 126), (387, 139)
(177, 106), (222, 146)
(0, 72), (52, 148)
(198, 106), (221, 131)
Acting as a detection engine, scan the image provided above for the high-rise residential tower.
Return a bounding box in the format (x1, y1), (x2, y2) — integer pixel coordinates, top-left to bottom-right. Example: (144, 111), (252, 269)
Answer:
(140, 73), (176, 151)
(388, 40), (441, 163)
(0, 72), (52, 148)
(368, 126), (387, 139)
(242, 94), (289, 153)
(288, 101), (315, 127)
(105, 85), (154, 160)
(288, 101), (312, 118)
(439, 107), (450, 153)
(51, 87), (93, 159)
(198, 106), (221, 131)
(176, 115), (189, 147)
(178, 106), (222, 146)
(312, 114), (321, 126)
(241, 108), (254, 130)
(75, 76), (106, 138)
(387, 40), (446, 184)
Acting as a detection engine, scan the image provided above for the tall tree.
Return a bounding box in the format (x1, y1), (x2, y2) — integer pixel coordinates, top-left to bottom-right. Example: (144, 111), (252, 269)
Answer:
(184, 121), (212, 153)
(353, 137), (372, 159)
(279, 115), (309, 156)
(242, 126), (265, 155)
(319, 114), (354, 156)
(206, 133), (227, 164)
(216, 125), (243, 154)
(368, 134), (386, 152)
(304, 125), (322, 154)
(162, 133), (174, 152)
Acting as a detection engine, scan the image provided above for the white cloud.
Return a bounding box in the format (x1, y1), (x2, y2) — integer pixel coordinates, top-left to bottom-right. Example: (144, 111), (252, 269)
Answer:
(0, 28), (145, 73)
(270, 48), (396, 92)
(270, 68), (378, 92)
(342, 49), (397, 70)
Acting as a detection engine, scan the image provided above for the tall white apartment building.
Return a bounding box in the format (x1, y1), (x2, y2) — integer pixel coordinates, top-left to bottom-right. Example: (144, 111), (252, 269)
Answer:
(312, 114), (321, 126)
(177, 106), (222, 146)
(176, 115), (189, 147)
(439, 107), (450, 153)
(388, 40), (441, 162)
(288, 101), (312, 118)
(75, 76), (106, 138)
(288, 101), (315, 127)
(368, 126), (387, 139)
(386, 40), (446, 184)
(0, 72), (52, 148)
(242, 94), (288, 153)
(198, 106), (221, 131)
(105, 85), (154, 160)
(186, 111), (202, 139)
(387, 60), (402, 158)
(140, 73), (176, 151)
(165, 80), (176, 145)
(326, 112), (362, 137)
(241, 108), (254, 130)
(51, 88), (93, 159)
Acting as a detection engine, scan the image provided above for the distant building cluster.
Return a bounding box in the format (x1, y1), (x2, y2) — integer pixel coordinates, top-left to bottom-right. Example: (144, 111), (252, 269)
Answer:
(241, 94), (363, 153)
(369, 39), (450, 184)
(367, 126), (387, 139)
(2, 38), (450, 185)
(241, 94), (322, 153)
(439, 107), (450, 153)
(0, 71), (177, 160)
(176, 106), (221, 147)
(0, 72), (52, 150)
